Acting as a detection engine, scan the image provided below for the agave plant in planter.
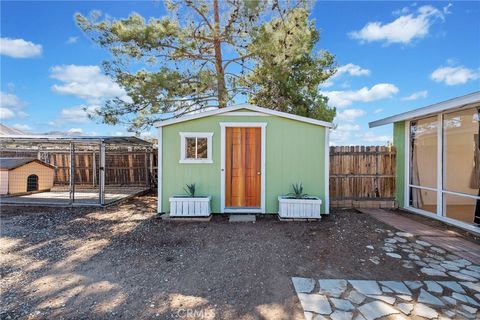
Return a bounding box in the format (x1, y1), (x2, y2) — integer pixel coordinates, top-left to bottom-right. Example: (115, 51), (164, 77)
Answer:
(169, 183), (211, 217)
(278, 183), (322, 219)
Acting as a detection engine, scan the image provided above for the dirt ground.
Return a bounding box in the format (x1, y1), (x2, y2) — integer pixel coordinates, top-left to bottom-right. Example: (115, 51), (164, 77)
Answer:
(0, 194), (477, 320)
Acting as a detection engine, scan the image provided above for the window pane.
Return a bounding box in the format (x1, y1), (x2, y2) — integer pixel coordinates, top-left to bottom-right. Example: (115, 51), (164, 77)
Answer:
(410, 116), (437, 188)
(410, 187), (436, 214)
(444, 107), (480, 196)
(196, 138), (208, 159)
(444, 193), (479, 225)
(185, 138), (196, 159)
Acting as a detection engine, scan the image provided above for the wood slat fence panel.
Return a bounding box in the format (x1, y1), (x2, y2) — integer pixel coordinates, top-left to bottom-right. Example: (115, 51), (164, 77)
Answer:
(329, 146), (396, 205)
(1, 149), (155, 187)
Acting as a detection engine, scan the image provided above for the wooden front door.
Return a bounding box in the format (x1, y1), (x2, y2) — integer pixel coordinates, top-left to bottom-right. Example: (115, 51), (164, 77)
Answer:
(225, 127), (261, 208)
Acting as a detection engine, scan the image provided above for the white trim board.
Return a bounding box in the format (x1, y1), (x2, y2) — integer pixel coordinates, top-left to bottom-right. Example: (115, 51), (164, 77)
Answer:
(157, 127), (163, 213)
(369, 91), (480, 128)
(324, 128), (330, 214)
(154, 104), (333, 128)
(220, 122), (267, 214)
(215, 111), (270, 117)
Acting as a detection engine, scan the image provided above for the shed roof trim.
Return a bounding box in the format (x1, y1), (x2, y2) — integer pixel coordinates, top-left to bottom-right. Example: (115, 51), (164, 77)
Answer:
(0, 158), (55, 170)
(369, 91), (480, 128)
(154, 104), (334, 128)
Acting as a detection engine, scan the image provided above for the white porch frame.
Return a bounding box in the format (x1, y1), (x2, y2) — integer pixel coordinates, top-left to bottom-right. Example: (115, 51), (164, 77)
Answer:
(220, 122), (267, 214)
(403, 111), (480, 234)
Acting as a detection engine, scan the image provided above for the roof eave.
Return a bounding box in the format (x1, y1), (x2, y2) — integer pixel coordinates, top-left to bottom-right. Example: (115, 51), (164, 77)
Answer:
(154, 104), (334, 128)
(369, 91), (480, 128)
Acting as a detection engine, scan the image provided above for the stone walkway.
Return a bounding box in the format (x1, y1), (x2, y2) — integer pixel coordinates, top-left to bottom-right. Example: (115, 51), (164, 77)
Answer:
(293, 226), (480, 319)
(293, 277), (480, 320)
(358, 208), (480, 265)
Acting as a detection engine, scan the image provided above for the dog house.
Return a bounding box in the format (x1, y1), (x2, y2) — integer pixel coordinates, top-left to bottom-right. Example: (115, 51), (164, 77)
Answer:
(0, 158), (55, 195)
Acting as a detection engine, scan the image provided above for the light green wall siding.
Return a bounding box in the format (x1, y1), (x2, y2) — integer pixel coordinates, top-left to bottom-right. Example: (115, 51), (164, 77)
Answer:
(161, 113), (327, 213)
(393, 121), (405, 207)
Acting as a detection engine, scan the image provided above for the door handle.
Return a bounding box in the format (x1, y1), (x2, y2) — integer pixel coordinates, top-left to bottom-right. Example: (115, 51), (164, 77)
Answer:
(257, 172), (261, 175)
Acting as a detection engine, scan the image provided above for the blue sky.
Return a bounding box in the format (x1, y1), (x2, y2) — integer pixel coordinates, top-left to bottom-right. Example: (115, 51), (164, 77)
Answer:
(1, 1), (479, 144)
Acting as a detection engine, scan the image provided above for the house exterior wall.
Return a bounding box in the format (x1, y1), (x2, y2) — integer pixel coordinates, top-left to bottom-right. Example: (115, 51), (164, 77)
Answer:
(161, 113), (327, 213)
(8, 162), (55, 194)
(0, 170), (8, 195)
(393, 121), (406, 207)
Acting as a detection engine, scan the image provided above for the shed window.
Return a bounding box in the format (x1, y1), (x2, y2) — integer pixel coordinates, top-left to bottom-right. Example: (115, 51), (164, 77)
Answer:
(27, 174), (38, 192)
(179, 132), (213, 163)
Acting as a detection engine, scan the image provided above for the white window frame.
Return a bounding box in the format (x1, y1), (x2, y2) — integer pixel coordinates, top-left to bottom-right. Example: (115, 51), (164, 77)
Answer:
(179, 132), (213, 164)
(404, 107), (480, 234)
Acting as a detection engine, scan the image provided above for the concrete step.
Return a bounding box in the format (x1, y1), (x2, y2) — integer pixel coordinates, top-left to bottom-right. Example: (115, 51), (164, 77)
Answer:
(229, 214), (256, 223)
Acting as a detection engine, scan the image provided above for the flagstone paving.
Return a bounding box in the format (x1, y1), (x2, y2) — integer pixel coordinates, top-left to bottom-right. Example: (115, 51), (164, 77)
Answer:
(295, 225), (480, 319)
(374, 228), (480, 281)
(296, 278), (480, 320)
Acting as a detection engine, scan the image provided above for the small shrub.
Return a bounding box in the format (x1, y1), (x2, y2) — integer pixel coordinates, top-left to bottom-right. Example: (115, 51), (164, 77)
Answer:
(184, 183), (196, 197)
(288, 183), (309, 199)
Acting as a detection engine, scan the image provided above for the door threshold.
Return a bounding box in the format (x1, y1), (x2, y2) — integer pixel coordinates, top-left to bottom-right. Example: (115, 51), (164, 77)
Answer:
(224, 208), (262, 214)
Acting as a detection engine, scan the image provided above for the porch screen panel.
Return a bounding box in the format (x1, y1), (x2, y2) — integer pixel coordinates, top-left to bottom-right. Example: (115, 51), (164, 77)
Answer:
(443, 107), (480, 225)
(410, 116), (438, 188)
(443, 107), (479, 196)
(410, 187), (437, 214)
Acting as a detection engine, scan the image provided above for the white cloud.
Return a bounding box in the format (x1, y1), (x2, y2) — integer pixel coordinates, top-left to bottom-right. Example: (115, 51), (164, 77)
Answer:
(0, 91), (25, 109)
(349, 5), (450, 45)
(45, 128), (97, 136)
(0, 91), (28, 119)
(324, 83), (399, 108)
(374, 108), (384, 114)
(402, 90), (428, 101)
(0, 37), (42, 58)
(58, 105), (100, 124)
(12, 124), (32, 131)
(359, 132), (392, 144)
(50, 65), (129, 103)
(335, 109), (366, 122)
(393, 7), (410, 16)
(66, 128), (84, 134)
(66, 36), (78, 44)
(337, 123), (361, 131)
(336, 64), (371, 77)
(430, 66), (480, 85)
(323, 63), (370, 87)
(330, 124), (393, 146)
(0, 107), (15, 120)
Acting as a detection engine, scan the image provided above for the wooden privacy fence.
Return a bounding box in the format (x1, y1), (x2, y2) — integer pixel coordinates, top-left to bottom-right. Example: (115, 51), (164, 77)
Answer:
(49, 152), (154, 186)
(329, 146), (397, 209)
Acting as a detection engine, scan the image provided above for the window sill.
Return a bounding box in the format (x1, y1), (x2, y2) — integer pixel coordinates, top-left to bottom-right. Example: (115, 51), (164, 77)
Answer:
(179, 159), (213, 164)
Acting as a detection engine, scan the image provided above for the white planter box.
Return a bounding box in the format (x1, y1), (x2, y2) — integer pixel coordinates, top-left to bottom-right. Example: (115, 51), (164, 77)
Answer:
(169, 196), (211, 217)
(278, 196), (322, 219)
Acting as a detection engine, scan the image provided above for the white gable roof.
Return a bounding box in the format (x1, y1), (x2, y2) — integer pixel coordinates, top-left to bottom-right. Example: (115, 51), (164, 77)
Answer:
(369, 91), (480, 128)
(154, 104), (333, 128)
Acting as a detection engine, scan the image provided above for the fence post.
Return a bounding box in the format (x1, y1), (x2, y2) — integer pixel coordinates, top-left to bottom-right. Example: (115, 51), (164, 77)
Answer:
(69, 142), (75, 204)
(92, 150), (97, 187)
(99, 140), (106, 206)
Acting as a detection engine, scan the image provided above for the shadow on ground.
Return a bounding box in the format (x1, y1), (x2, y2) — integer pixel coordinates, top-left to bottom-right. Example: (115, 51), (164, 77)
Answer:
(0, 195), (450, 319)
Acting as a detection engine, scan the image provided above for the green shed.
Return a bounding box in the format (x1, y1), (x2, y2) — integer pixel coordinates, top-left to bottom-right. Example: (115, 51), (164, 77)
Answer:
(155, 104), (332, 215)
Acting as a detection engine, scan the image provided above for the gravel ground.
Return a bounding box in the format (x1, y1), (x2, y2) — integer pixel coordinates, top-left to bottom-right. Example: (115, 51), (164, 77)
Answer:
(0, 194), (476, 319)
